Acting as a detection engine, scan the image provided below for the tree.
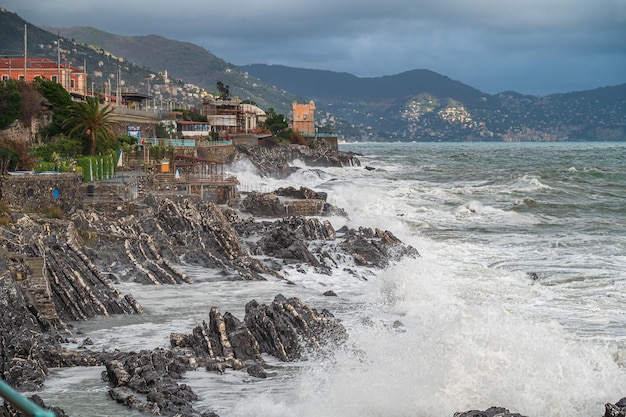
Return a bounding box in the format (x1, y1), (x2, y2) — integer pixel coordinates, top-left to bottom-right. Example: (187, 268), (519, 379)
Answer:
(0, 147), (19, 174)
(63, 96), (118, 155)
(264, 107), (290, 139)
(33, 77), (73, 139)
(0, 80), (21, 130)
(216, 81), (230, 100)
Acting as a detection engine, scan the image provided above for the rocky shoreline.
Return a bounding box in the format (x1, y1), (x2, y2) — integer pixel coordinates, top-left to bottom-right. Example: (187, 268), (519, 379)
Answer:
(0, 144), (624, 417)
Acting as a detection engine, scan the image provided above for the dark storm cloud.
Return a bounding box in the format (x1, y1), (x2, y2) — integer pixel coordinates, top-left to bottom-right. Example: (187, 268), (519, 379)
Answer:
(3, 0), (625, 95)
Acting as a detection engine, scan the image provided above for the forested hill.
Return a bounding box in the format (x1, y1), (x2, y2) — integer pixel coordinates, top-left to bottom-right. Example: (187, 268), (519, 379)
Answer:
(242, 64), (626, 142)
(239, 65), (486, 103)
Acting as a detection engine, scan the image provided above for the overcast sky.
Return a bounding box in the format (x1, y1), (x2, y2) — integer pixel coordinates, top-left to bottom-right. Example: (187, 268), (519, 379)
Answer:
(3, 0), (625, 96)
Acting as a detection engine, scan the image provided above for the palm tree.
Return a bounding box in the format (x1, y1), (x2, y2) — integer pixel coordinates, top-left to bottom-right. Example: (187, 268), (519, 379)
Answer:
(63, 96), (118, 155)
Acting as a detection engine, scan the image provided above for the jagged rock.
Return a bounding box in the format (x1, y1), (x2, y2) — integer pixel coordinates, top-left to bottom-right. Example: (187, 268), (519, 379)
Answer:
(104, 349), (199, 416)
(274, 186), (327, 201)
(243, 295), (348, 361)
(242, 192), (285, 217)
(339, 226), (420, 268)
(0, 394), (70, 417)
(247, 364), (267, 378)
(228, 144), (360, 179)
(73, 195), (275, 282)
(171, 307), (261, 367)
(454, 407), (527, 417)
(605, 397), (626, 417)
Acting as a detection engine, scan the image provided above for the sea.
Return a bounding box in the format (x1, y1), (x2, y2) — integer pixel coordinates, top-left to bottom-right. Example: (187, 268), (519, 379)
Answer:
(37, 141), (626, 417)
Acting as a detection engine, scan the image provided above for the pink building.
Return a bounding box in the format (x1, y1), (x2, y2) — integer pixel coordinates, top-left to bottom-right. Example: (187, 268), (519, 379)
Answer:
(0, 58), (86, 96)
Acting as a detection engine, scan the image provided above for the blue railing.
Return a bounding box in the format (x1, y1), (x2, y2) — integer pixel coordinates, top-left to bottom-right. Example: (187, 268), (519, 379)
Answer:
(135, 138), (233, 147)
(0, 380), (56, 417)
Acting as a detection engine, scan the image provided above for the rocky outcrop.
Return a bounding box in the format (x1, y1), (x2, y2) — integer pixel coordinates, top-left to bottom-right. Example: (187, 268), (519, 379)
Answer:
(72, 194), (276, 283)
(0, 215), (143, 390)
(338, 226), (420, 268)
(605, 397), (626, 417)
(454, 407), (527, 417)
(229, 144), (360, 178)
(243, 294), (348, 361)
(241, 186), (347, 218)
(241, 218), (419, 274)
(103, 349), (200, 416)
(0, 394), (70, 417)
(104, 295), (347, 416)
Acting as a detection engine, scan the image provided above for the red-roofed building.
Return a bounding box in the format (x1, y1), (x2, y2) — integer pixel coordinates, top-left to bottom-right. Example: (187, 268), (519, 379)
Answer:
(0, 58), (87, 97)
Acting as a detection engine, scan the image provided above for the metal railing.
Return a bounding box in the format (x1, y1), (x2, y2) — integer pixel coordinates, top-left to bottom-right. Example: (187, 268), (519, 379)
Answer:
(0, 380), (56, 417)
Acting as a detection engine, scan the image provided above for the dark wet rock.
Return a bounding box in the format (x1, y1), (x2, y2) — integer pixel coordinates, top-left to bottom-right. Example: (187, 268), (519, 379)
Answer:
(527, 272), (539, 280)
(454, 406), (528, 417)
(323, 290), (338, 296)
(104, 348), (199, 416)
(274, 186), (328, 201)
(228, 144), (360, 179)
(0, 231), (138, 391)
(247, 364), (268, 378)
(72, 195), (275, 283)
(339, 227), (420, 268)
(0, 394), (70, 417)
(241, 187), (346, 218)
(242, 192), (286, 217)
(244, 295), (348, 361)
(170, 306), (261, 368)
(242, 218), (417, 276)
(365, 165), (376, 171)
(605, 397), (626, 417)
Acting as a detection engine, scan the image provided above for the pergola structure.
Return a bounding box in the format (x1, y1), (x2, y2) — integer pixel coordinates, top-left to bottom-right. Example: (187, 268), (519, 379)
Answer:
(171, 154), (239, 202)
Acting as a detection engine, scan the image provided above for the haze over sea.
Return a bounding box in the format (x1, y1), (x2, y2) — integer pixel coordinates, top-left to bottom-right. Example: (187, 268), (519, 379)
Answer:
(39, 141), (626, 417)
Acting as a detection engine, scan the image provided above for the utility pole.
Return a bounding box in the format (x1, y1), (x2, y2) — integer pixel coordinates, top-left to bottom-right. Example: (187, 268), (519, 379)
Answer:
(57, 31), (61, 83)
(23, 24), (27, 80)
(116, 65), (121, 106)
(84, 58), (87, 98)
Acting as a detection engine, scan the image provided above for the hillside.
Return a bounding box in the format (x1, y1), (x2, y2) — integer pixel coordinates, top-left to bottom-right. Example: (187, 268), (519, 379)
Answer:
(0, 9), (296, 114)
(50, 26), (296, 114)
(2, 8), (625, 142)
(242, 64), (626, 142)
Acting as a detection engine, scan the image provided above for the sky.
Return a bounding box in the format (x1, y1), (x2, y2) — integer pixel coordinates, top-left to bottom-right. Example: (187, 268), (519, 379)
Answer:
(3, 0), (626, 96)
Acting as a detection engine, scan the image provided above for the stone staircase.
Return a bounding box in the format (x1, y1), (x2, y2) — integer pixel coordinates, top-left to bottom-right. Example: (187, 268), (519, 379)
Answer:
(23, 256), (59, 322)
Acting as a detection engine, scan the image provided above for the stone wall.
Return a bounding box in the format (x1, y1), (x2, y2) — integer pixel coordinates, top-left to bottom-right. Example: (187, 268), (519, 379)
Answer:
(283, 199), (325, 216)
(0, 173), (84, 213)
(197, 145), (236, 161)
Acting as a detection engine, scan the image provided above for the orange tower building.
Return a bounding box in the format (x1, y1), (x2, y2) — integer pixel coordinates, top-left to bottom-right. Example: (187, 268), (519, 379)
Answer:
(291, 100), (316, 135)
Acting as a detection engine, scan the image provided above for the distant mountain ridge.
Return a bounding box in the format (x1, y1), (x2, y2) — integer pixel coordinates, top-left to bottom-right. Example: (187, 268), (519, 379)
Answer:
(239, 65), (486, 103)
(241, 64), (626, 141)
(2, 8), (625, 142)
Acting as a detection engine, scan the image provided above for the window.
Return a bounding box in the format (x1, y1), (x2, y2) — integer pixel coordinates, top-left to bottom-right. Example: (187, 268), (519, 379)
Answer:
(51, 75), (58, 82)
(1, 75), (8, 81)
(18, 75), (24, 81)
(70, 79), (75, 88)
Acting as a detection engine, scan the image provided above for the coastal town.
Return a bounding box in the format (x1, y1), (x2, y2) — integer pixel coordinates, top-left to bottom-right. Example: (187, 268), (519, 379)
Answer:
(2, 9), (626, 417)
(0, 52), (344, 212)
(0, 44), (416, 417)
